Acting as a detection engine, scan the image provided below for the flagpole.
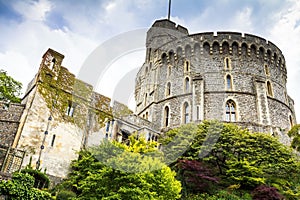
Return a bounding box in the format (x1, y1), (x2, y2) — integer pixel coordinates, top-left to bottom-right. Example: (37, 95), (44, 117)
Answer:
(168, 0), (171, 20)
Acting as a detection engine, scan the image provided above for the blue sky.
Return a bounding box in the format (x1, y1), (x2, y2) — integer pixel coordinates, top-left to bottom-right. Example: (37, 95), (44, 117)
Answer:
(1, 0), (300, 119)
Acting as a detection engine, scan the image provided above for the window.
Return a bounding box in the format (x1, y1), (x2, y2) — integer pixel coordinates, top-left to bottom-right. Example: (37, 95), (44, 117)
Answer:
(145, 112), (149, 120)
(166, 82), (171, 96)
(196, 106), (200, 120)
(183, 102), (190, 124)
(226, 75), (232, 90)
(225, 100), (236, 122)
(50, 58), (56, 69)
(168, 66), (171, 77)
(161, 53), (167, 64)
(185, 61), (190, 72)
(224, 57), (230, 69)
(184, 77), (190, 92)
(51, 134), (56, 147)
(264, 65), (270, 76)
(169, 51), (175, 65)
(164, 106), (170, 127)
(267, 81), (273, 97)
(66, 101), (75, 117)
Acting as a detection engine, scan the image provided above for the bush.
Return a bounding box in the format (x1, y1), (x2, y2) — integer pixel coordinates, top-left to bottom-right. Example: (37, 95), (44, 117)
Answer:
(21, 168), (50, 189)
(252, 185), (284, 200)
(56, 190), (77, 200)
(182, 190), (251, 200)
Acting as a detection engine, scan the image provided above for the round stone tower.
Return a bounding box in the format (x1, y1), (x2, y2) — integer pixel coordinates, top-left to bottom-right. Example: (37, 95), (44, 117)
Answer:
(135, 19), (296, 143)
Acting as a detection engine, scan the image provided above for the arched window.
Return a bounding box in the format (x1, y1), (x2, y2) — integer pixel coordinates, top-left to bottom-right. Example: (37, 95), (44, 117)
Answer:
(203, 42), (210, 55)
(213, 42), (219, 54)
(145, 67), (148, 74)
(250, 44), (257, 58)
(194, 43), (200, 55)
(222, 42), (229, 54)
(161, 53), (167, 64)
(226, 75), (232, 90)
(241, 43), (248, 56)
(185, 45), (191, 57)
(177, 47), (182, 57)
(169, 50), (175, 65)
(232, 42), (239, 55)
(225, 100), (236, 122)
(224, 57), (230, 69)
(183, 102), (190, 124)
(267, 81), (273, 97)
(267, 50), (272, 63)
(259, 47), (265, 61)
(184, 77), (190, 92)
(164, 106), (170, 127)
(166, 82), (171, 96)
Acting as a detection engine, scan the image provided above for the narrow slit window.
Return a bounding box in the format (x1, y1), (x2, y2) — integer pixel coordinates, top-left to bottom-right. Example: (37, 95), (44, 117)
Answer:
(226, 75), (232, 90)
(183, 102), (190, 124)
(225, 58), (230, 69)
(267, 81), (273, 97)
(164, 106), (170, 127)
(51, 134), (56, 147)
(185, 77), (190, 92)
(166, 82), (171, 96)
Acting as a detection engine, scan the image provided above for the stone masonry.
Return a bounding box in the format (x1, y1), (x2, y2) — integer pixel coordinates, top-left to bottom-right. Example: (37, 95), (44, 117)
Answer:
(135, 19), (296, 144)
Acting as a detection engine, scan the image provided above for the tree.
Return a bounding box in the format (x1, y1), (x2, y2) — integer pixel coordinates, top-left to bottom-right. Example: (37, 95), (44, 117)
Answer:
(0, 69), (22, 103)
(58, 136), (181, 199)
(0, 172), (52, 200)
(288, 124), (300, 151)
(159, 121), (300, 197)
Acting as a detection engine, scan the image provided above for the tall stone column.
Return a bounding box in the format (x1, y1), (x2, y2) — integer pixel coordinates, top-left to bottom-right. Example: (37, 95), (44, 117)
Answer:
(255, 77), (271, 126)
(192, 75), (204, 121)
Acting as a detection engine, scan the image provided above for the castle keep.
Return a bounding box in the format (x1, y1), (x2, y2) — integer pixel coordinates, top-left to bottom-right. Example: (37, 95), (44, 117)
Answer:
(0, 19), (297, 180)
(135, 19), (296, 144)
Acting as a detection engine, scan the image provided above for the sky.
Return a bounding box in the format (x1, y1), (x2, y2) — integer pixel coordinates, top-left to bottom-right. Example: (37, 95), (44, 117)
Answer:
(0, 0), (300, 119)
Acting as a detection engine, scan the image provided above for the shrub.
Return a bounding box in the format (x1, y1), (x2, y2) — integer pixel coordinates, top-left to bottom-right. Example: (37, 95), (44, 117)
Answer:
(252, 185), (284, 200)
(21, 168), (50, 189)
(56, 190), (77, 200)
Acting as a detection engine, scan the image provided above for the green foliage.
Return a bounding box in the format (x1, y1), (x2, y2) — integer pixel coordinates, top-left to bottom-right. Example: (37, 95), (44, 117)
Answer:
(0, 172), (52, 200)
(288, 124), (300, 151)
(160, 120), (300, 197)
(58, 136), (181, 199)
(56, 190), (77, 200)
(21, 168), (50, 189)
(0, 69), (22, 103)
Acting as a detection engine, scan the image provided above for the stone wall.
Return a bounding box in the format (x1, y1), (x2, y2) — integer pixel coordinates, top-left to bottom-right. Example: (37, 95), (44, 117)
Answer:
(0, 102), (25, 147)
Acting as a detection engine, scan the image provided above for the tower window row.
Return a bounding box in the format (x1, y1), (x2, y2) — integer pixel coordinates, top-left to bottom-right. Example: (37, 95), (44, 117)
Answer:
(163, 99), (238, 128)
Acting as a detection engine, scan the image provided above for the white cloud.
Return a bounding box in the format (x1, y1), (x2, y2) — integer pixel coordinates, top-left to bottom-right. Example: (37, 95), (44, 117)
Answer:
(268, 0), (300, 119)
(12, 0), (52, 21)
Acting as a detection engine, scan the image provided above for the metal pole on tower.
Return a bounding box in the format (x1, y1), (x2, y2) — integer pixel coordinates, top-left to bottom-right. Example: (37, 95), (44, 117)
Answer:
(168, 0), (171, 20)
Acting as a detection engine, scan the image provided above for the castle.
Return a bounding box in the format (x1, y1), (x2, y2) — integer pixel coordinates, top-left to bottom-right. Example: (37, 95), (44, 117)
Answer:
(0, 19), (296, 181)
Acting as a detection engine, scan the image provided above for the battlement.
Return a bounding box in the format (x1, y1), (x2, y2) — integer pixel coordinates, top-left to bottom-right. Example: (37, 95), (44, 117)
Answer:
(151, 19), (189, 34)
